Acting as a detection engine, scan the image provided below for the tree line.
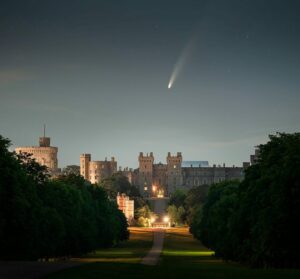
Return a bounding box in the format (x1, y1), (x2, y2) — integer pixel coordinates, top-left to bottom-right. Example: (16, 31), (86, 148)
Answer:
(0, 135), (129, 260)
(167, 184), (209, 226)
(190, 133), (300, 268)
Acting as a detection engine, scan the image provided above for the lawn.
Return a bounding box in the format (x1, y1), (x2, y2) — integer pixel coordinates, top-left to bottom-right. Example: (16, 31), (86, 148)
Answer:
(76, 227), (154, 263)
(45, 227), (300, 279)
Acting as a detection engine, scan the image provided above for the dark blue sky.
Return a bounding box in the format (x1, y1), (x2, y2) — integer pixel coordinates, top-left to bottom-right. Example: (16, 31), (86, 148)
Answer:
(1, 0), (299, 168)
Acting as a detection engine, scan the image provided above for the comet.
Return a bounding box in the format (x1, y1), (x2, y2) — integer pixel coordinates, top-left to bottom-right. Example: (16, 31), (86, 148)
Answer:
(168, 36), (197, 89)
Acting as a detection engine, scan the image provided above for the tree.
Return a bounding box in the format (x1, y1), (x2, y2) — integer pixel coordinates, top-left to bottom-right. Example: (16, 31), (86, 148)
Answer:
(190, 180), (239, 259)
(0, 135), (130, 260)
(169, 189), (187, 207)
(16, 151), (50, 185)
(136, 204), (154, 227)
(185, 184), (209, 224)
(0, 136), (43, 260)
(233, 133), (300, 268)
(100, 172), (138, 199)
(190, 133), (300, 268)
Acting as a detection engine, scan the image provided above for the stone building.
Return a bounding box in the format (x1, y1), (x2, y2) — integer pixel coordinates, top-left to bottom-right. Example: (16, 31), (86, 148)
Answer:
(128, 152), (246, 197)
(62, 165), (80, 176)
(116, 193), (134, 223)
(250, 148), (260, 165)
(80, 154), (117, 184)
(15, 135), (58, 173)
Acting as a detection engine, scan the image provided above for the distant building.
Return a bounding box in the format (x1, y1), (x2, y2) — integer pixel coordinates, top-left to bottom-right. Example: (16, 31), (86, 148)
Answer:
(62, 165), (80, 176)
(80, 154), (117, 184)
(116, 193), (134, 222)
(182, 161), (209, 168)
(121, 167), (134, 184)
(250, 148), (260, 165)
(15, 133), (58, 174)
(124, 152), (246, 198)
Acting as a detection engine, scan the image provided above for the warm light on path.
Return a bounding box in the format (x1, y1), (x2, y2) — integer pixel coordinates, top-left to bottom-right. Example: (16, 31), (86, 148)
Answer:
(141, 228), (165, 266)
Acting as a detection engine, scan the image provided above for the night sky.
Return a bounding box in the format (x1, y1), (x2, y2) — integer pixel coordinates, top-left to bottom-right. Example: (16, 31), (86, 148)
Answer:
(1, 0), (299, 168)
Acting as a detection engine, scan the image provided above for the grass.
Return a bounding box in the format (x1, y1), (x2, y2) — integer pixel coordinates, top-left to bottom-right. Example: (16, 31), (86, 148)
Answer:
(45, 227), (300, 279)
(72, 227), (153, 263)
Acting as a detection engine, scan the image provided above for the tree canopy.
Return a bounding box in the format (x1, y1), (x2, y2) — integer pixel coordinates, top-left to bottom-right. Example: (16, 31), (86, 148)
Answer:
(190, 133), (300, 268)
(0, 135), (129, 260)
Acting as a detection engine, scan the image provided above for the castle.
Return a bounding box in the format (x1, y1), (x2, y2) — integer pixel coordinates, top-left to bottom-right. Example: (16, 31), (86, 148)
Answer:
(80, 151), (246, 198)
(133, 152), (244, 197)
(15, 133), (58, 173)
(80, 154), (117, 184)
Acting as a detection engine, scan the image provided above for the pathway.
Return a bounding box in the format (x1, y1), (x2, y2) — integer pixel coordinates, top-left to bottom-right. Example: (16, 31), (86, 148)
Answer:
(141, 229), (165, 266)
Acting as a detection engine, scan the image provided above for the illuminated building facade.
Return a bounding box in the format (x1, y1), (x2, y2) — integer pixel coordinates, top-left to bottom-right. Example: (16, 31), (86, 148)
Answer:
(80, 154), (117, 184)
(116, 193), (134, 222)
(129, 152), (246, 197)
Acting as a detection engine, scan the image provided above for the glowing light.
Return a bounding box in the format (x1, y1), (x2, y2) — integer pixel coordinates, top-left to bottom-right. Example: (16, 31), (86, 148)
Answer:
(152, 185), (157, 192)
(167, 36), (197, 89)
(150, 217), (155, 223)
(163, 216), (169, 223)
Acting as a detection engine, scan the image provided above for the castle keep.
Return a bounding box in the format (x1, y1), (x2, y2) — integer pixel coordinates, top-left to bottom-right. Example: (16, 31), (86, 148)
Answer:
(15, 135), (58, 173)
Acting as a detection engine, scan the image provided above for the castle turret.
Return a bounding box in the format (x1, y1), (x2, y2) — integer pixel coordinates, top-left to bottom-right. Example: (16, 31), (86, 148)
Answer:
(80, 154), (91, 180)
(138, 152), (154, 197)
(167, 152), (183, 194)
(39, 137), (50, 147)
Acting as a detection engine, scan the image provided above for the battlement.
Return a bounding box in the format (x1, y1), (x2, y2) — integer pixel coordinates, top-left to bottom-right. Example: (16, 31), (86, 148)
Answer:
(139, 152), (154, 159)
(80, 153), (117, 184)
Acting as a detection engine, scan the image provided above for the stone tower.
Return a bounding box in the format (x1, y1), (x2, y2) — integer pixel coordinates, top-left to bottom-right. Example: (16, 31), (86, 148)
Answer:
(39, 125), (51, 147)
(80, 154), (91, 180)
(138, 152), (154, 197)
(167, 152), (183, 194)
(15, 129), (58, 172)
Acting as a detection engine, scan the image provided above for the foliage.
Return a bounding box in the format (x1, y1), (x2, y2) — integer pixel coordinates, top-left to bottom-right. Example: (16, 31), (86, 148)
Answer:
(0, 135), (129, 260)
(167, 205), (186, 226)
(168, 186), (209, 225)
(169, 189), (187, 207)
(100, 172), (145, 219)
(185, 184), (210, 224)
(190, 133), (300, 268)
(136, 205), (154, 227)
(100, 172), (140, 199)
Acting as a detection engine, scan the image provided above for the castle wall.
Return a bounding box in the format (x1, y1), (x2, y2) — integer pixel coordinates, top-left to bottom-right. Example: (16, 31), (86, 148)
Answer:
(80, 154), (117, 184)
(15, 136), (58, 173)
(15, 146), (58, 170)
(134, 152), (245, 197)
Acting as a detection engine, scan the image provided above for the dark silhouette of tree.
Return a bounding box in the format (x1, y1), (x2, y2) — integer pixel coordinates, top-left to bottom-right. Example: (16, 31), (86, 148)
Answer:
(190, 133), (300, 268)
(0, 135), (129, 260)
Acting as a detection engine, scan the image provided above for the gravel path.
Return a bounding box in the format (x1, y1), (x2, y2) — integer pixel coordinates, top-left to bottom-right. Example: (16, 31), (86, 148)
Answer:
(141, 229), (165, 266)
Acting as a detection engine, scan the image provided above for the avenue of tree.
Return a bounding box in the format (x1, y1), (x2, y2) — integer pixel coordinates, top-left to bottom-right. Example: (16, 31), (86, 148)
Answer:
(0, 132), (299, 269)
(189, 133), (300, 268)
(0, 135), (129, 260)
